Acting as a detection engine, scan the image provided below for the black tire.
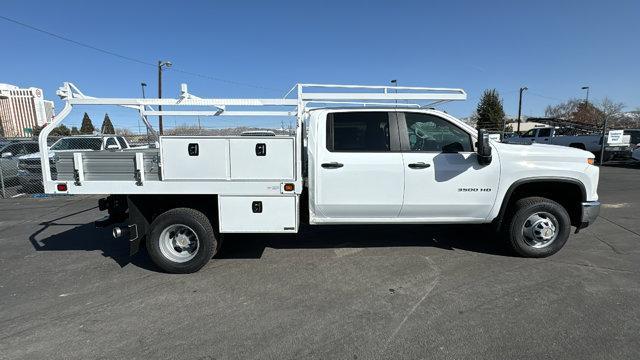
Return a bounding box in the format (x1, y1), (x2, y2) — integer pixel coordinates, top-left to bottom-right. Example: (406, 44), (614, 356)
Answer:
(147, 208), (218, 273)
(503, 197), (571, 258)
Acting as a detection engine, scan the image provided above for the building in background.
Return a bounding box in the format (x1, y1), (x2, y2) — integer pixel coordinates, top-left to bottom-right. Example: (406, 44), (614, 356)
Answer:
(0, 84), (54, 138)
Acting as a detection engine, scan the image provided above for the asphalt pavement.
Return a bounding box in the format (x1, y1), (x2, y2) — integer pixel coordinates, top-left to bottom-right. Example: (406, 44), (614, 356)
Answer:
(0, 165), (639, 359)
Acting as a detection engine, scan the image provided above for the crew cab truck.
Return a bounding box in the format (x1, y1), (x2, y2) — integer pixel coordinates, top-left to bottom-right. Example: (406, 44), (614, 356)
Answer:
(505, 126), (631, 161)
(39, 83), (601, 273)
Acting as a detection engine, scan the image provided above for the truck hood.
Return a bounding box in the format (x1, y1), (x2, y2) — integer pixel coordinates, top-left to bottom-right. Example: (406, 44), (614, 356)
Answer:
(494, 142), (594, 161)
(19, 149), (78, 161)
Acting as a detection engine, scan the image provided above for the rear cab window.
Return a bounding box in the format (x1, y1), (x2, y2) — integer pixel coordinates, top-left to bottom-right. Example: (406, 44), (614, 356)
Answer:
(326, 112), (397, 152)
(116, 137), (128, 149)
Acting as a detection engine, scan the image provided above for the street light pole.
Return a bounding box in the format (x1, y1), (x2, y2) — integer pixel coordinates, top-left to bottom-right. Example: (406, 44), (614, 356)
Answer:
(516, 86), (528, 134)
(157, 61), (172, 135)
(390, 79), (397, 105)
(140, 82), (147, 138)
(581, 86), (590, 104)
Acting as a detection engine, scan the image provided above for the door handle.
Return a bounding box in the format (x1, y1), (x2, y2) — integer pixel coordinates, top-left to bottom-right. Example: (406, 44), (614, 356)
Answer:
(408, 162), (431, 169)
(321, 162), (344, 169)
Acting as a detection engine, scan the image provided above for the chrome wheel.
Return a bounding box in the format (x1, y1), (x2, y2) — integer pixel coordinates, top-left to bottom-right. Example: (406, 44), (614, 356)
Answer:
(159, 224), (199, 263)
(522, 212), (558, 249)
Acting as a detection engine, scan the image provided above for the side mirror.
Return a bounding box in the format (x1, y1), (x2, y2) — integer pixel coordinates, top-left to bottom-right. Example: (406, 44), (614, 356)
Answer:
(1, 152), (13, 158)
(106, 144), (119, 151)
(476, 129), (492, 165)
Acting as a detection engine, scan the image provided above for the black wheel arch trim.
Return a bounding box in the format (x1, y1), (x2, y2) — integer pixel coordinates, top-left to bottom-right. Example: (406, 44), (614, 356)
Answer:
(494, 177), (587, 229)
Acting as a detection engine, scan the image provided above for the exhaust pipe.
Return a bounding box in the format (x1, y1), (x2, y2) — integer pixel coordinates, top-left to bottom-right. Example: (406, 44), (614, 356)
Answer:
(112, 226), (130, 239)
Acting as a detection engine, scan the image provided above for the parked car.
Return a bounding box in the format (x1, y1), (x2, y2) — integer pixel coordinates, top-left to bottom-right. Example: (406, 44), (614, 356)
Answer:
(632, 144), (640, 162)
(17, 135), (130, 191)
(504, 126), (632, 161)
(0, 141), (39, 184)
(624, 129), (640, 147)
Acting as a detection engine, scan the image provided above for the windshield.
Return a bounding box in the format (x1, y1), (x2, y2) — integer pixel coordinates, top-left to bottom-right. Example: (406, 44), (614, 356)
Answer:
(51, 138), (102, 151)
(521, 129), (536, 137)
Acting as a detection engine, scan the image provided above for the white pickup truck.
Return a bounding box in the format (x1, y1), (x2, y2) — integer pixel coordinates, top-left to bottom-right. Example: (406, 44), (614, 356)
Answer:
(39, 83), (601, 273)
(17, 135), (131, 190)
(505, 126), (631, 160)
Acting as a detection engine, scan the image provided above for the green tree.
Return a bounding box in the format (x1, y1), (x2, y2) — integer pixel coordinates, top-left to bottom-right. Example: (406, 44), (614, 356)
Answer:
(475, 89), (505, 132)
(101, 113), (115, 134)
(50, 125), (71, 136)
(80, 112), (95, 134)
(71, 126), (80, 135)
(31, 125), (43, 137)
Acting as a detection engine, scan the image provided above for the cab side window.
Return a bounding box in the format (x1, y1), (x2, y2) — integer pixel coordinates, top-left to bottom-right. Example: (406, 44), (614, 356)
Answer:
(25, 143), (39, 153)
(327, 112), (391, 152)
(404, 113), (472, 152)
(537, 128), (552, 137)
(116, 137), (128, 149)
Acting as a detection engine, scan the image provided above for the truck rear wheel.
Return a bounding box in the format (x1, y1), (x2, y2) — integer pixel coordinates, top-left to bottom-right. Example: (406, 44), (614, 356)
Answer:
(504, 197), (571, 257)
(147, 208), (218, 273)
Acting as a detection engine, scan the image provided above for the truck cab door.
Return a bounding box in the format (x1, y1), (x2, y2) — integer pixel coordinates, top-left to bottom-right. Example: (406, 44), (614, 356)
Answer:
(398, 112), (500, 221)
(536, 128), (552, 143)
(312, 111), (404, 220)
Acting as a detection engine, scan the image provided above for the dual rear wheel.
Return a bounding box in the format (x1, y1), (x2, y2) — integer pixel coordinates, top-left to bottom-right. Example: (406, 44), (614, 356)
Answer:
(147, 208), (219, 274)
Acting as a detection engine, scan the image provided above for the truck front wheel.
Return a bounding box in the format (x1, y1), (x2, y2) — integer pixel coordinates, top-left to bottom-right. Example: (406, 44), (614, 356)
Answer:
(504, 197), (571, 257)
(147, 208), (218, 273)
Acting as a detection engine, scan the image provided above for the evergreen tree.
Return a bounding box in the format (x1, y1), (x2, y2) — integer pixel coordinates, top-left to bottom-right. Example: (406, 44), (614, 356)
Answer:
(31, 125), (43, 137)
(71, 126), (80, 135)
(475, 89), (505, 132)
(50, 125), (71, 136)
(101, 113), (115, 134)
(80, 112), (95, 134)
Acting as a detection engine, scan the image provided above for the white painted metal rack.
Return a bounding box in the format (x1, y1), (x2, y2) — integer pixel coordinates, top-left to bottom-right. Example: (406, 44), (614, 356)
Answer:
(39, 82), (467, 193)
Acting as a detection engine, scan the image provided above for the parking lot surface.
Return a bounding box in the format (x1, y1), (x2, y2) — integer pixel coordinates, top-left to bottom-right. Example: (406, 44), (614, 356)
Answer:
(0, 165), (638, 359)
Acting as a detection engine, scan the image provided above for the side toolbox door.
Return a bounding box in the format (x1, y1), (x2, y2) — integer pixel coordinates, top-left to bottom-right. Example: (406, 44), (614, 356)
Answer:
(314, 111), (404, 219)
(398, 112), (500, 220)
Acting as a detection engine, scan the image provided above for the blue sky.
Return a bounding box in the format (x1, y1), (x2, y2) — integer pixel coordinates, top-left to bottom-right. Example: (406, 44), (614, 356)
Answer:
(1, 0), (639, 132)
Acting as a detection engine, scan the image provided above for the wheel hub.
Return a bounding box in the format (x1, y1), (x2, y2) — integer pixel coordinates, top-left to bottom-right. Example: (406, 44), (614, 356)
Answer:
(159, 224), (199, 263)
(522, 212), (558, 249)
(175, 234), (191, 248)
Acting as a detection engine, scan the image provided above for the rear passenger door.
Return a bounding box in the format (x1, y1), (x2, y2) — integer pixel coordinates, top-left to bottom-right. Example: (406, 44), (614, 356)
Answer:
(314, 111), (405, 219)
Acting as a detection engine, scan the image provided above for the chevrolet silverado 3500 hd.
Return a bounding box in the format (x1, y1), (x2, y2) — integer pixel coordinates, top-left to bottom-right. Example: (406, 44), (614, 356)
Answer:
(39, 83), (600, 273)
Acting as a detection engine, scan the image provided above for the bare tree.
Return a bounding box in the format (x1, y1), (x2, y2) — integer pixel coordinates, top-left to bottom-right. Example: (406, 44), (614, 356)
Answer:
(545, 99), (581, 119)
(600, 97), (626, 128)
(115, 128), (134, 136)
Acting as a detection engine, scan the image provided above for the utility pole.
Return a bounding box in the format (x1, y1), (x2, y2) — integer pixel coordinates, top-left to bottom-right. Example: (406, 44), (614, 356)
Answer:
(516, 86), (528, 134)
(158, 60), (172, 135)
(599, 115), (608, 165)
